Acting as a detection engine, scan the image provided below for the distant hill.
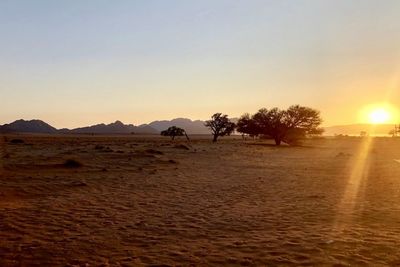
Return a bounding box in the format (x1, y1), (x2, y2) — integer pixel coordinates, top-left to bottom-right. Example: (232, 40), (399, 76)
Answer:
(323, 123), (395, 136)
(0, 120), (158, 135)
(68, 121), (157, 134)
(0, 119), (58, 134)
(143, 118), (211, 134)
(142, 117), (238, 134)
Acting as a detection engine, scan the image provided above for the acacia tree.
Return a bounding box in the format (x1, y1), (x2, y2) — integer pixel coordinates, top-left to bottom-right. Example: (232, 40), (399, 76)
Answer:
(205, 113), (236, 142)
(251, 105), (323, 145)
(236, 113), (259, 139)
(161, 126), (189, 140)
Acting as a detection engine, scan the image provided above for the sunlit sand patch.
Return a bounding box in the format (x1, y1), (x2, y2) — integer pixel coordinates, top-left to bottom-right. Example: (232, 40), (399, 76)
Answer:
(0, 189), (29, 209)
(394, 159), (400, 164)
(332, 137), (373, 237)
(0, 200), (27, 209)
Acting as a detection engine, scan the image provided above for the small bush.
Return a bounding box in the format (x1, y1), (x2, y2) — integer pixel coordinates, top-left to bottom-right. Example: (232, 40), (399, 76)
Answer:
(10, 139), (24, 144)
(63, 159), (83, 168)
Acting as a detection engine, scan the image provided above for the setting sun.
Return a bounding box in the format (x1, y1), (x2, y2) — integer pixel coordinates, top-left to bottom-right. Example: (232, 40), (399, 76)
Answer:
(369, 108), (391, 124)
(360, 103), (399, 125)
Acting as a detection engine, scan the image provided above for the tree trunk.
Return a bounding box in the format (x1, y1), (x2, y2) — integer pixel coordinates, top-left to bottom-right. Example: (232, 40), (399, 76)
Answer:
(213, 135), (218, 142)
(274, 137), (281, 146)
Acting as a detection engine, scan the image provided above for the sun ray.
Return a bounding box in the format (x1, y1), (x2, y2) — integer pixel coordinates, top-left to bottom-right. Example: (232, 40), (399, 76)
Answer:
(331, 136), (373, 236)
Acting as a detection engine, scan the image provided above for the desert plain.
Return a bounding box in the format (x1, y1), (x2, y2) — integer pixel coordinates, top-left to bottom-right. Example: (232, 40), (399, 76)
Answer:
(1, 134), (400, 266)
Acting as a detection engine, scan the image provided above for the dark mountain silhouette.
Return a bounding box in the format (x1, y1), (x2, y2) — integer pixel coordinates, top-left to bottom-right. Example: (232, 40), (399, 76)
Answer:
(323, 123), (394, 136)
(0, 117), (240, 135)
(0, 120), (158, 134)
(0, 119), (58, 133)
(68, 121), (158, 134)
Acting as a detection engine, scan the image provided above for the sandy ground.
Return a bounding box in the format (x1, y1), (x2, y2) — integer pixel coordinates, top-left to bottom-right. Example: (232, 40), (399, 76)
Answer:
(1, 135), (400, 266)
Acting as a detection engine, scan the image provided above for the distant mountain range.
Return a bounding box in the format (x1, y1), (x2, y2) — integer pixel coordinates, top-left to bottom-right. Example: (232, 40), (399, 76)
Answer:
(0, 118), (215, 135)
(0, 120), (159, 135)
(60, 121), (157, 135)
(0, 119), (395, 136)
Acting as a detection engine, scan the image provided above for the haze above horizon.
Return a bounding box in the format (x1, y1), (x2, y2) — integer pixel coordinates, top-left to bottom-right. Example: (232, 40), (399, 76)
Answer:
(1, 0), (400, 128)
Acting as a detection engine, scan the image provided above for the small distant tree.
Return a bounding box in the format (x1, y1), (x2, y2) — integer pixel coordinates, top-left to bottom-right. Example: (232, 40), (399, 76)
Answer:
(389, 124), (400, 137)
(236, 113), (259, 139)
(161, 126), (189, 140)
(205, 113), (236, 142)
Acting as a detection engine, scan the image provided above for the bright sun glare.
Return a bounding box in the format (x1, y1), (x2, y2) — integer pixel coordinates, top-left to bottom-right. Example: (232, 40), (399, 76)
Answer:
(369, 108), (390, 124)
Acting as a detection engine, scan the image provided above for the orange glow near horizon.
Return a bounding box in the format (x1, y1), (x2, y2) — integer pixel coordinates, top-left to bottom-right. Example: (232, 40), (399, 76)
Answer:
(359, 103), (399, 125)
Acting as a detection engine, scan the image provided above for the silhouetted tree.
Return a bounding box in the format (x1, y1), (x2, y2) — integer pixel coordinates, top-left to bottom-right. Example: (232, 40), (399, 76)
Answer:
(161, 126), (189, 140)
(205, 113), (236, 142)
(389, 124), (400, 137)
(236, 113), (259, 139)
(252, 105), (323, 145)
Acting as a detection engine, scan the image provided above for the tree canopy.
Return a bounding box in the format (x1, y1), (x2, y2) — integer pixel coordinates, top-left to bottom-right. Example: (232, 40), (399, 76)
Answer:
(236, 113), (258, 138)
(161, 126), (189, 140)
(237, 105), (323, 145)
(205, 113), (236, 142)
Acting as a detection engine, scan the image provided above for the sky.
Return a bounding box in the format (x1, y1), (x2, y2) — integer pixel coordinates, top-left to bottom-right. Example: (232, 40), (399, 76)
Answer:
(1, 0), (400, 128)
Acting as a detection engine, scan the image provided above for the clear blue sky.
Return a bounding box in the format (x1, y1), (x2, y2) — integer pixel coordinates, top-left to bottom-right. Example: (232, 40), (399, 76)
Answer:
(1, 0), (399, 128)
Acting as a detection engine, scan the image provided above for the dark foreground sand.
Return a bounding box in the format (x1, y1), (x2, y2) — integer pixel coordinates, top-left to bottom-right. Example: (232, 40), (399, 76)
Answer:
(1, 135), (400, 266)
